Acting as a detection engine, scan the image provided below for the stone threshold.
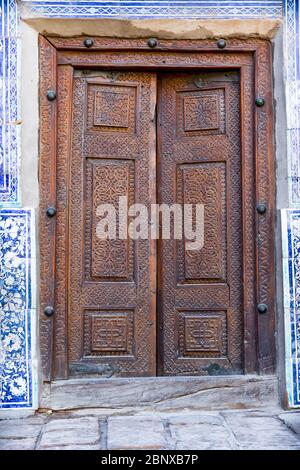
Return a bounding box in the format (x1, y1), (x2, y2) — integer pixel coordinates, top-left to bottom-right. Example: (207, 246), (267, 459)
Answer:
(40, 374), (279, 413)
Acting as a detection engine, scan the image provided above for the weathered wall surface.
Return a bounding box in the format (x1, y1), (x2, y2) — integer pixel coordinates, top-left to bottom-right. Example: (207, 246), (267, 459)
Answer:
(23, 17), (281, 39)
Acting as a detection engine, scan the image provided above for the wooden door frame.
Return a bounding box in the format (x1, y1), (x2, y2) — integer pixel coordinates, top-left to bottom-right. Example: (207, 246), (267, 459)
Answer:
(39, 35), (275, 381)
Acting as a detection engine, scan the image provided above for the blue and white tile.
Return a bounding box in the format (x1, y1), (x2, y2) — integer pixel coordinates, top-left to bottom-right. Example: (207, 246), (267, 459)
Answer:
(0, 1), (21, 206)
(1, 359), (32, 407)
(2, 0), (19, 38)
(292, 357), (300, 406)
(283, 354), (300, 408)
(285, 356), (295, 406)
(282, 209), (300, 407)
(286, 81), (300, 130)
(0, 209), (35, 408)
(291, 312), (300, 357)
(283, 258), (292, 308)
(0, 124), (20, 205)
(21, 1), (283, 20)
(283, 1), (300, 205)
(281, 209), (291, 258)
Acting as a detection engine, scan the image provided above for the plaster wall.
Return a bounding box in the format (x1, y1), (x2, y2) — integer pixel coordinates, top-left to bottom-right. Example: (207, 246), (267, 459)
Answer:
(22, 16), (281, 39)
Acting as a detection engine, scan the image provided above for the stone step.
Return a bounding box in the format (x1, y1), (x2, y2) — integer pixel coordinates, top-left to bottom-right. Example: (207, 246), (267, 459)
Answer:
(40, 375), (279, 412)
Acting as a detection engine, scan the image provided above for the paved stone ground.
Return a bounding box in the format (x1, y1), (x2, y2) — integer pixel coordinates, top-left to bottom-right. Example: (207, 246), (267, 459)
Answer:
(0, 410), (300, 450)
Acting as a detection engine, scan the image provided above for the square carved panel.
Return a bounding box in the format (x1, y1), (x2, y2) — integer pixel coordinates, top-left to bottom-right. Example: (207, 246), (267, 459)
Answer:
(177, 88), (225, 137)
(178, 311), (227, 358)
(183, 95), (220, 131)
(83, 310), (134, 357)
(86, 83), (137, 133)
(94, 90), (130, 128)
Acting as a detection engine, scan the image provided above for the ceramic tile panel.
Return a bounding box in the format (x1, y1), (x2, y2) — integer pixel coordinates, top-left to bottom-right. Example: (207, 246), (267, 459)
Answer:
(21, 1), (283, 19)
(0, 0), (20, 207)
(0, 208), (35, 408)
(282, 208), (300, 407)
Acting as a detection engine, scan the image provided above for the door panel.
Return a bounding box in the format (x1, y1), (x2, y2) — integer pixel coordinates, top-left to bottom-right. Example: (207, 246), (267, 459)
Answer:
(67, 70), (244, 376)
(157, 72), (243, 375)
(67, 71), (157, 376)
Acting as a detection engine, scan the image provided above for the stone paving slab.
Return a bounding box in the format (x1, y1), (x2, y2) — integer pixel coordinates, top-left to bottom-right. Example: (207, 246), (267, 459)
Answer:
(222, 411), (300, 450)
(38, 444), (101, 450)
(0, 418), (43, 439)
(278, 412), (300, 434)
(1, 410), (300, 450)
(0, 438), (37, 450)
(37, 417), (101, 450)
(167, 414), (235, 450)
(107, 416), (167, 450)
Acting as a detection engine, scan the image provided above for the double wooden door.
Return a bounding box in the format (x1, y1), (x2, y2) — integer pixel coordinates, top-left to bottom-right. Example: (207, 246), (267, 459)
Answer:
(64, 69), (243, 377)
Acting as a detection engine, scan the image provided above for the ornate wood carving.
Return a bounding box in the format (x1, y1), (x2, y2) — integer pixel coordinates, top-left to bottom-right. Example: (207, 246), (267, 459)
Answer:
(89, 160), (134, 281)
(47, 36), (273, 53)
(177, 163), (226, 283)
(57, 50), (253, 69)
(39, 37), (275, 380)
(53, 64), (73, 379)
(67, 72), (156, 376)
(255, 42), (276, 373)
(39, 36), (57, 381)
(158, 73), (242, 375)
(87, 83), (137, 133)
(83, 310), (134, 357)
(181, 92), (223, 133)
(178, 311), (227, 357)
(94, 90), (129, 128)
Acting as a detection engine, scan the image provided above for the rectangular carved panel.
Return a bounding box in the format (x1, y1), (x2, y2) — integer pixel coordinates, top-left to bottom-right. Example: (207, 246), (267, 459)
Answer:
(177, 162), (227, 283)
(178, 311), (227, 358)
(85, 159), (134, 281)
(84, 310), (134, 357)
(66, 71), (156, 376)
(159, 73), (243, 375)
(87, 82), (137, 134)
(177, 88), (225, 137)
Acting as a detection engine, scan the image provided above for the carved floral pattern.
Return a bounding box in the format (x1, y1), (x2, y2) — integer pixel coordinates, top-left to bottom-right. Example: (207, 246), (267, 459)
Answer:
(91, 161), (134, 280)
(183, 95), (220, 131)
(94, 90), (130, 128)
(83, 310), (134, 357)
(67, 72), (156, 374)
(159, 73), (242, 375)
(38, 40), (274, 383)
(177, 163), (226, 282)
(179, 311), (227, 357)
(0, 210), (34, 407)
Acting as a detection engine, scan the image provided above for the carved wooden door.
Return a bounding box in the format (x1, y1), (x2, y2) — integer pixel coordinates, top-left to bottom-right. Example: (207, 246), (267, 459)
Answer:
(157, 72), (243, 375)
(67, 71), (157, 377)
(67, 70), (243, 377)
(40, 37), (275, 381)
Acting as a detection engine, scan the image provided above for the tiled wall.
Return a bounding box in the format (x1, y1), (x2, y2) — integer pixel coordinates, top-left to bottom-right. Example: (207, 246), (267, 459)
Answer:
(21, 0), (283, 18)
(1, 0), (300, 409)
(282, 0), (300, 407)
(282, 210), (300, 407)
(0, 0), (20, 206)
(0, 1), (37, 409)
(0, 209), (35, 408)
